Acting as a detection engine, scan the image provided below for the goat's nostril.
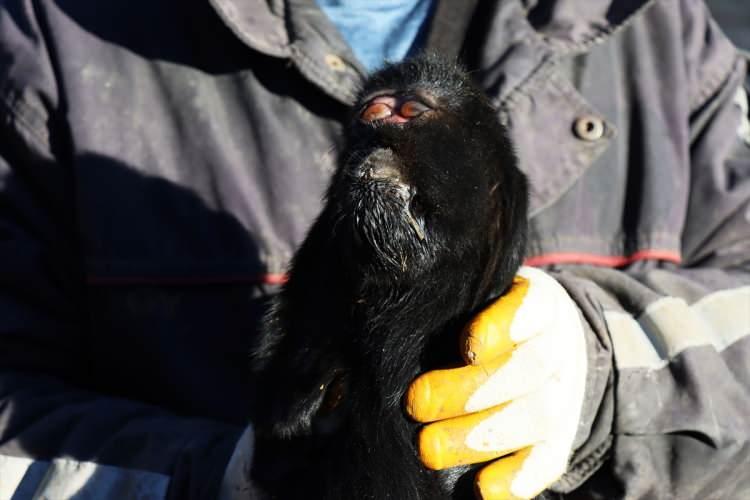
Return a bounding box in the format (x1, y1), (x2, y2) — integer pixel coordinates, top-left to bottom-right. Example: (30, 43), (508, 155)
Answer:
(361, 102), (393, 123)
(359, 95), (431, 124)
(400, 100), (431, 118)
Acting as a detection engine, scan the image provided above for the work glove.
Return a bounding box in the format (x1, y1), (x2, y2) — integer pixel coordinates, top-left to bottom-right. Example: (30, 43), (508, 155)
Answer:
(406, 267), (588, 499)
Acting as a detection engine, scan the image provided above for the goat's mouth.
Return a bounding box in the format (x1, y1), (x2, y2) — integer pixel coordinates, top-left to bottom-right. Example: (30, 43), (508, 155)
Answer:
(404, 192), (425, 241)
(340, 149), (428, 269)
(350, 149), (426, 242)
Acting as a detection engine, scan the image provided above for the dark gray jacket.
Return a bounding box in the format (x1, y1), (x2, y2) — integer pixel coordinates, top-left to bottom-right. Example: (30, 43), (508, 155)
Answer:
(0, 0), (748, 498)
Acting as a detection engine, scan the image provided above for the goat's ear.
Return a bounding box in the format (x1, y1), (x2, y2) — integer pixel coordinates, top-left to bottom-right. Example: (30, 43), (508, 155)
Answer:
(251, 211), (353, 438)
(254, 340), (348, 439)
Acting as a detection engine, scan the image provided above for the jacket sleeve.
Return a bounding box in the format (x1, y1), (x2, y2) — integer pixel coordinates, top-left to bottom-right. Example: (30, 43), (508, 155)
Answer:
(549, 5), (750, 499)
(0, 4), (243, 499)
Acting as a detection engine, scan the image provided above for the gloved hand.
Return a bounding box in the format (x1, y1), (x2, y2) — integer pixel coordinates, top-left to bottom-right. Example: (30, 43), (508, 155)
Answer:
(406, 267), (588, 499)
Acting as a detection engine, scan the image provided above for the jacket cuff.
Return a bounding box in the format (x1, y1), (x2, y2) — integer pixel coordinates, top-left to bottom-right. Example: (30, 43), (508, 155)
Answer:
(548, 273), (616, 493)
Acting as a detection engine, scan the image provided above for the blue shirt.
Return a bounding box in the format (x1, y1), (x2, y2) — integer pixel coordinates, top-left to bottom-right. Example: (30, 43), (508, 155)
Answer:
(315, 0), (435, 72)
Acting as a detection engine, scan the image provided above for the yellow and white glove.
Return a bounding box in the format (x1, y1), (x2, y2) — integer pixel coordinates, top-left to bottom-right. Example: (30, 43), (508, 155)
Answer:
(406, 267), (588, 499)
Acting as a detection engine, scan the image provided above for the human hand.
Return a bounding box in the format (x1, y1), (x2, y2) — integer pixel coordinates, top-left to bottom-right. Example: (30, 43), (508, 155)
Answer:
(406, 267), (588, 499)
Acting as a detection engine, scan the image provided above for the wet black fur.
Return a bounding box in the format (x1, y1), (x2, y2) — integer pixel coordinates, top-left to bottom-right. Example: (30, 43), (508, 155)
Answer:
(251, 54), (529, 499)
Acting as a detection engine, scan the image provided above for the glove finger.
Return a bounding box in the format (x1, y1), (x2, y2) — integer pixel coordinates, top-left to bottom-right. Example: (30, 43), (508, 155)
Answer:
(463, 267), (566, 366)
(406, 351), (512, 423)
(492, 439), (571, 500)
(476, 441), (572, 499)
(463, 331), (562, 413)
(417, 397), (544, 470)
(418, 403), (515, 470)
(407, 332), (561, 422)
(474, 448), (533, 500)
(477, 355), (588, 499)
(461, 275), (529, 365)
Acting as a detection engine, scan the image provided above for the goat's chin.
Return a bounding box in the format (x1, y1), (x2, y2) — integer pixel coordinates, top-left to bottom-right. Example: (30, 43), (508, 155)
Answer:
(344, 195), (426, 275)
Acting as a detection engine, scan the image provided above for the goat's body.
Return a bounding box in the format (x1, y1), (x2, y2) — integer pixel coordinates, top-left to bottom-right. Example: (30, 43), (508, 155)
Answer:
(251, 55), (529, 499)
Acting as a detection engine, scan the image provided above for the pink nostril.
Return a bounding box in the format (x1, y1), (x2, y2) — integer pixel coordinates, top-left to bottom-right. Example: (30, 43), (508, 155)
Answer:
(361, 102), (394, 123)
(360, 95), (429, 124)
(361, 96), (401, 123)
(399, 100), (430, 118)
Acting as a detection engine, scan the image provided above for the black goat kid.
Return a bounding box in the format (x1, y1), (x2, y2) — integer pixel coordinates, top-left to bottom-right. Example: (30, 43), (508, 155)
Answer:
(251, 54), (529, 499)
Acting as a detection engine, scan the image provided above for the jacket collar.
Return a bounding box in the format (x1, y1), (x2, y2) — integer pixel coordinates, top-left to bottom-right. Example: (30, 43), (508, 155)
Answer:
(210, 0), (364, 103)
(206, 0), (654, 105)
(208, 0), (654, 59)
(208, 0), (290, 58)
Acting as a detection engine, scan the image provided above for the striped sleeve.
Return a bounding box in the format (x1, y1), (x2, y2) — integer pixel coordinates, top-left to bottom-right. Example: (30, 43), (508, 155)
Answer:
(548, 44), (750, 498)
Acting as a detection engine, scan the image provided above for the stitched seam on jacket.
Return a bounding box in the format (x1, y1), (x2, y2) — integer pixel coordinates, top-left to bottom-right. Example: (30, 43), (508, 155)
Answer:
(289, 43), (359, 104)
(528, 231), (681, 245)
(553, 436), (613, 492)
(499, 0), (658, 106)
(497, 55), (554, 109)
(538, 0), (657, 54)
(207, 0), (289, 58)
(691, 53), (743, 112)
(0, 85), (51, 150)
